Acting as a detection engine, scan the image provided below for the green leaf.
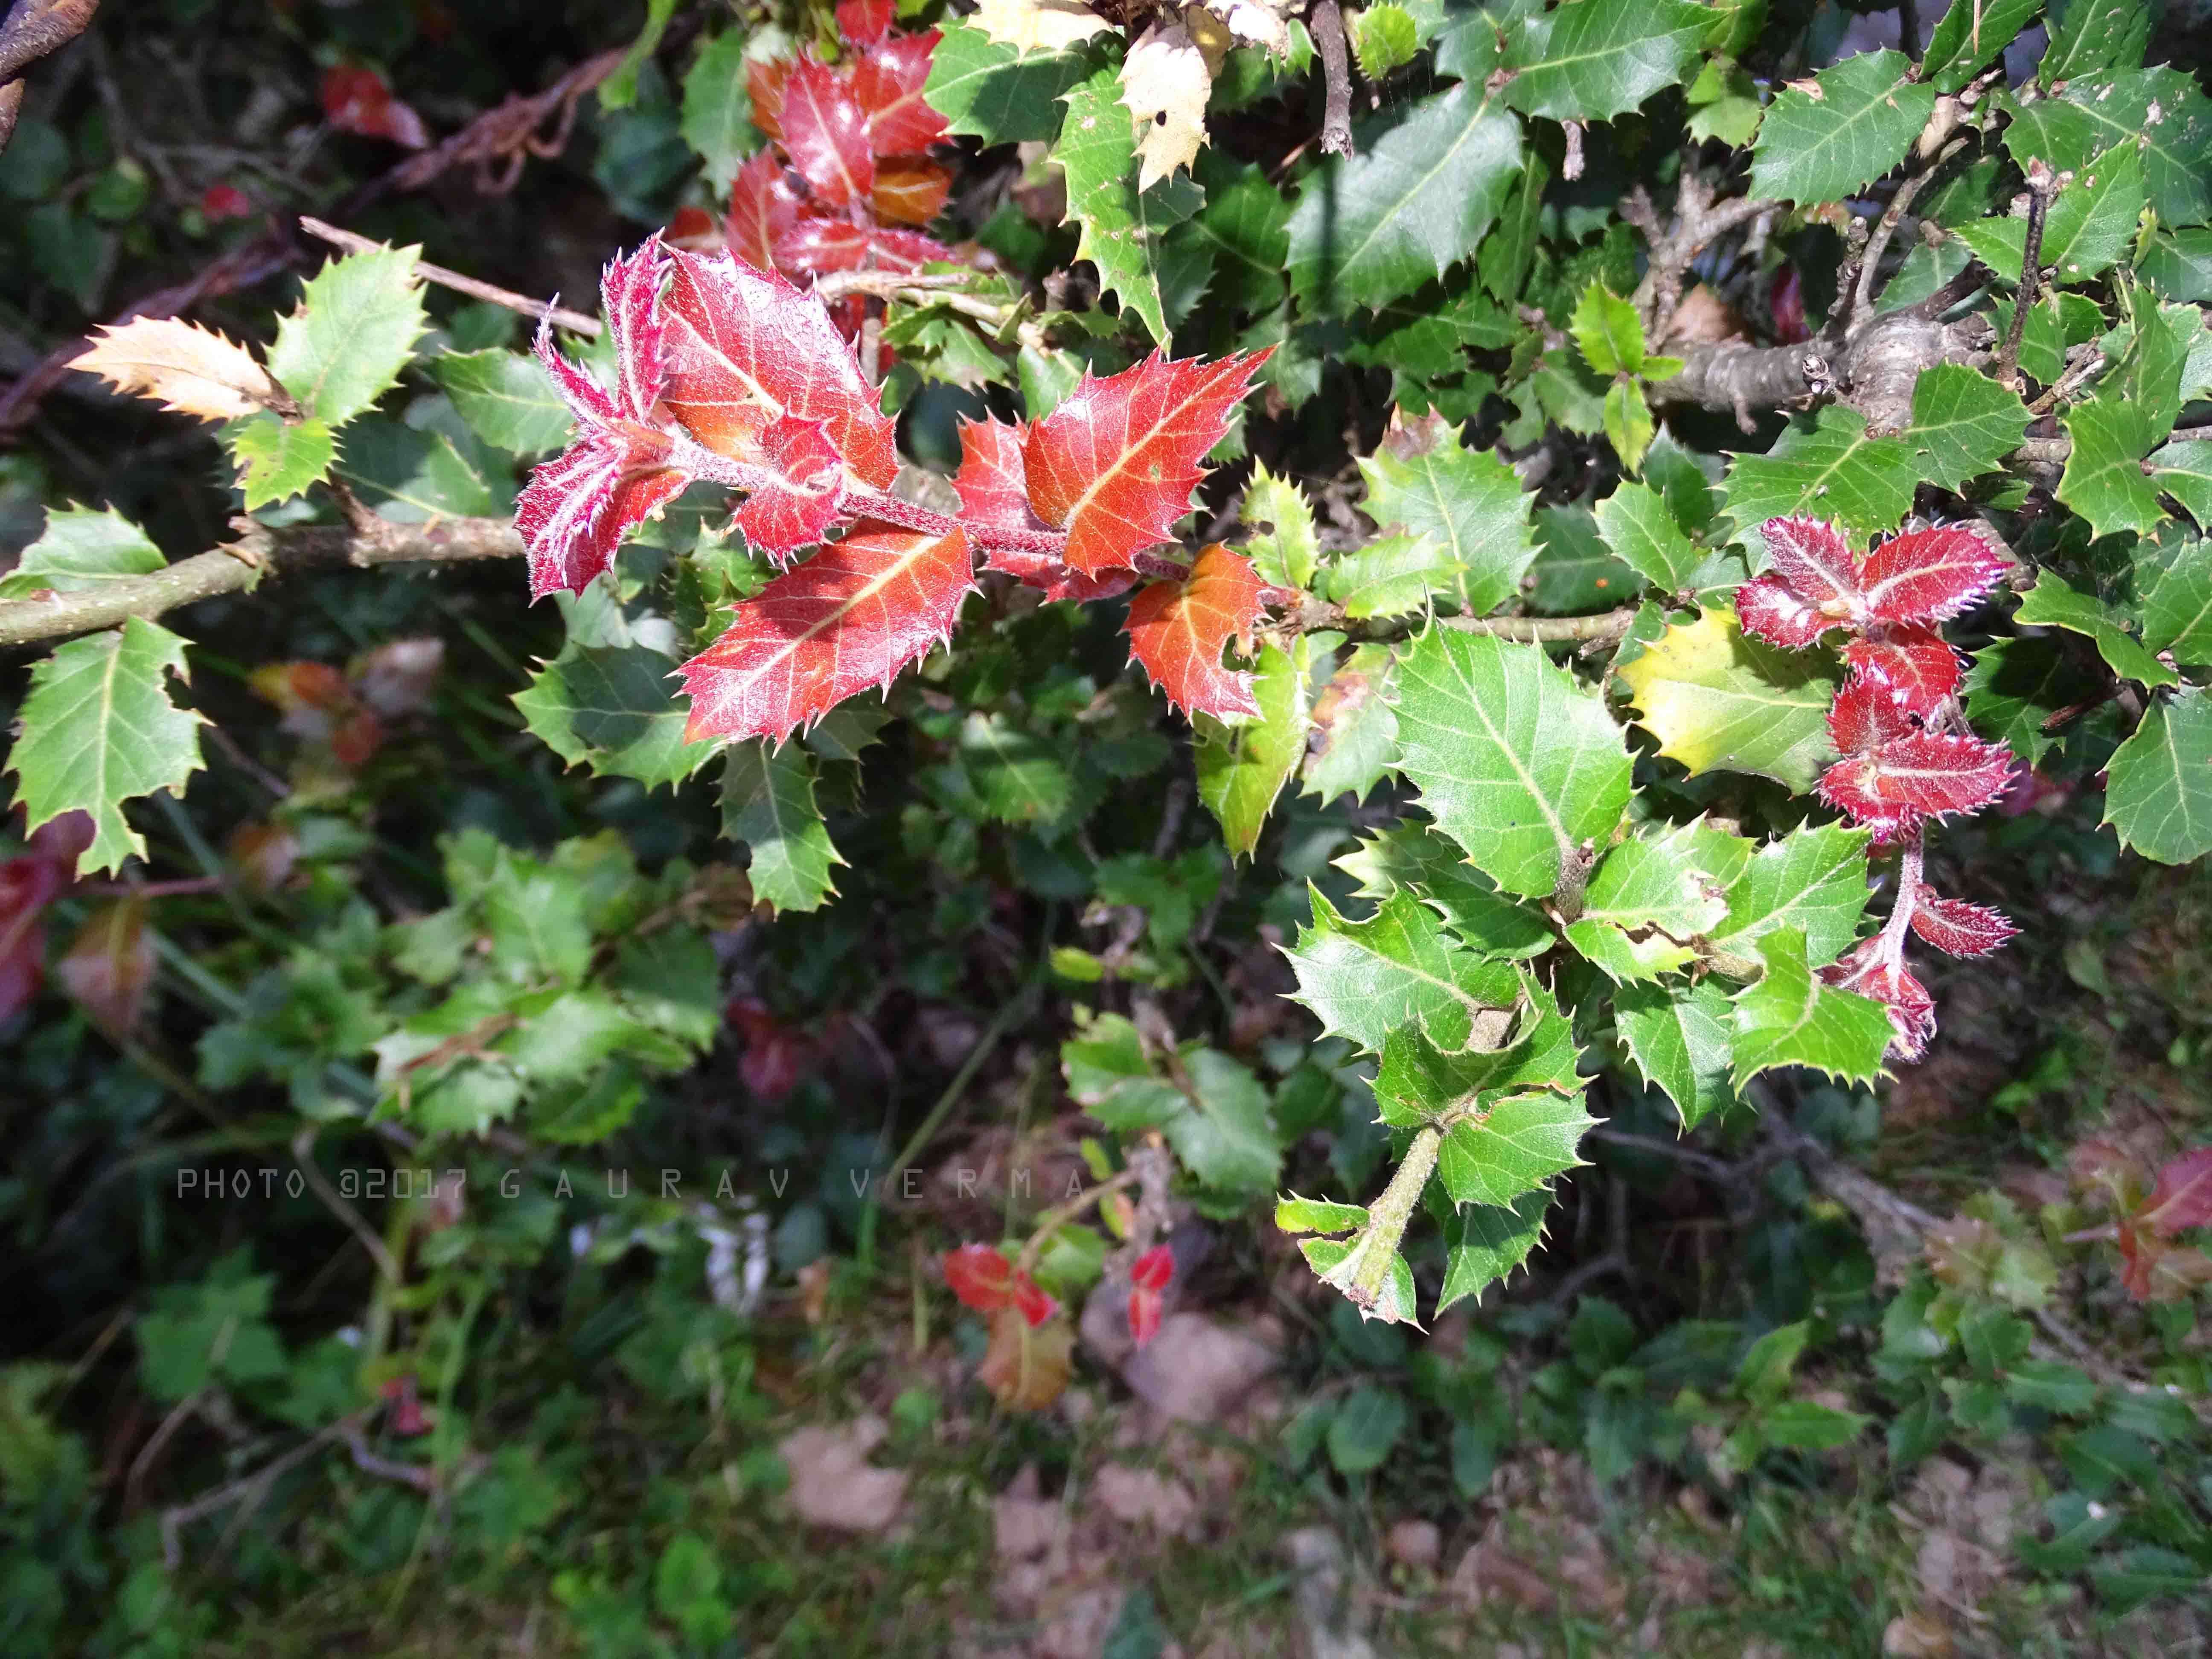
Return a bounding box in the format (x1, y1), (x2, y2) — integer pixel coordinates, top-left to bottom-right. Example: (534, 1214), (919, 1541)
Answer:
(2004, 68), (2212, 230)
(1195, 638), (1311, 857)
(1921, 0), (2043, 94)
(1958, 143), (2145, 287)
(1749, 51), (1935, 207)
(2058, 397), (2168, 540)
(1351, 3), (1420, 78)
(2014, 572), (2180, 688)
(1335, 825), (1556, 958)
(960, 712), (1075, 830)
(2103, 688), (2212, 864)
(1595, 480), (1700, 595)
(1283, 887), (1524, 1055)
(1615, 607), (1844, 793)
(1285, 83), (1522, 312)
(600, 0), (678, 109)
(1477, 152), (1548, 306)
(1722, 407), (1919, 544)
(2137, 533), (2212, 664)
(1055, 67), (1207, 344)
(2148, 439), (2212, 535)
(1707, 822), (1873, 969)
(1497, 0), (1710, 123)
(1899, 364), (2029, 493)
(1759, 1399), (1871, 1452)
(1187, 156), (1291, 315)
(1163, 1049), (1281, 1194)
(924, 23), (1088, 145)
(1571, 283), (1643, 378)
(1241, 460), (1319, 590)
(0, 507), (164, 599)
(2140, 228), (2212, 302)
(1391, 629), (1634, 898)
(1327, 1384), (1409, 1473)
(10, 618), (205, 876)
(2039, 0), (2153, 89)
(719, 740), (844, 913)
(1599, 379), (1653, 475)
(1356, 426), (1535, 616)
(679, 32), (761, 192)
(1374, 991), (1581, 1129)
(1563, 822), (1732, 983)
(1730, 928), (1895, 1090)
(436, 349), (575, 456)
(1438, 1192), (1548, 1313)
(265, 247), (428, 427)
(1615, 978), (1737, 1129)
(1963, 635), (2103, 767)
(229, 413), (338, 509)
(1435, 1090), (1597, 1209)
(1277, 1193), (1371, 1234)
(1304, 642), (1400, 805)
(333, 419), (502, 521)
(1063, 1012), (1187, 1129)
(513, 644), (719, 789)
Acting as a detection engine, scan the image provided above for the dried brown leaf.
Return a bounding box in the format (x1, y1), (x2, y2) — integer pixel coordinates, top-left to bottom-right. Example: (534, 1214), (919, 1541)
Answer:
(76, 318), (277, 422)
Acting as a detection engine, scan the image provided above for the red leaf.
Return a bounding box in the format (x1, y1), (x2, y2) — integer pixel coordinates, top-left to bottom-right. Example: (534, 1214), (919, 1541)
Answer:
(726, 152), (802, 270)
(1825, 676), (1914, 755)
(871, 158), (952, 227)
(1910, 894), (2017, 958)
(747, 57), (792, 142)
(773, 215), (875, 276)
(667, 204), (727, 254)
(943, 1243), (1014, 1311)
(779, 58), (875, 209)
(1858, 525), (2011, 626)
(320, 64), (430, 148)
(1818, 730), (2015, 835)
(2140, 1148), (2212, 1238)
(0, 854), (64, 1025)
(1128, 1285), (1164, 1347)
(837, 0), (896, 45)
(958, 419), (1133, 601)
(1130, 1243), (1174, 1292)
(1770, 265), (1808, 344)
(1735, 573), (1837, 648)
(1843, 625), (1961, 717)
(56, 899), (153, 1040)
(733, 415), (848, 560)
(1822, 939), (1936, 1061)
(851, 32), (947, 158)
(1758, 516), (1858, 609)
(1022, 350), (1270, 575)
(200, 183), (253, 221)
(660, 247), (899, 489)
(1124, 544), (1267, 718)
(678, 521), (975, 742)
(1011, 1271), (1058, 1327)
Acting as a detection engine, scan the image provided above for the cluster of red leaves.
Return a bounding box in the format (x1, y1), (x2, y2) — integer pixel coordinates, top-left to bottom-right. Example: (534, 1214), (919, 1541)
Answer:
(520, 234), (1269, 742)
(669, 0), (952, 343)
(1736, 516), (2020, 1057)
(248, 639), (444, 769)
(320, 64), (430, 149)
(723, 995), (825, 1100)
(943, 1242), (1059, 1327)
(2072, 1141), (2212, 1300)
(1125, 1243), (1174, 1348)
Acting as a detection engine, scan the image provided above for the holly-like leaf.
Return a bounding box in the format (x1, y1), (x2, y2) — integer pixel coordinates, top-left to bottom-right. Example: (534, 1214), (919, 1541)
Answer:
(2040, 0), (2154, 90)
(2103, 688), (2212, 865)
(1571, 283), (1644, 378)
(0, 508), (165, 600)
(1843, 626), (1963, 719)
(1304, 642), (1400, 806)
(1730, 927), (1895, 1089)
(1162, 1048), (1282, 1194)
(1435, 1089), (1597, 1210)
(780, 57), (876, 209)
(1126, 544), (1268, 719)
(1285, 83), (1523, 313)
(265, 246), (428, 427)
(1595, 481), (1700, 595)
(1055, 65), (1208, 344)
(2059, 398), (2168, 541)
(1282, 887), (1523, 1056)
(972, 0), (1116, 55)
(1615, 607), (1843, 793)
(1963, 635), (2103, 767)
(2014, 572), (2181, 690)
(1438, 1193), (1548, 1314)
(1120, 22), (1214, 192)
(2149, 441), (2212, 535)
(923, 22), (1088, 144)
(1723, 409), (1919, 545)
(436, 349), (574, 456)
(678, 522), (975, 743)
(1195, 638), (1312, 856)
(943, 1243), (1015, 1311)
(1859, 525), (2014, 626)
(1898, 365), (2030, 494)
(1240, 460), (1319, 591)
(2001, 66), (2212, 230)
(1958, 143), (2146, 288)
(852, 28), (947, 157)
(230, 414), (338, 510)
(720, 739), (844, 912)
(2138, 533), (2212, 665)
(1392, 629), (1633, 898)
(513, 643), (716, 790)
(1616, 978), (1737, 1129)
(1749, 51), (1934, 207)
(1562, 822), (1731, 983)
(960, 712), (1076, 830)
(1819, 681), (2016, 837)
(1707, 822), (1871, 969)
(75, 317), (277, 422)
(1911, 894), (2017, 959)
(1356, 416), (1536, 616)
(1021, 349), (1267, 576)
(660, 245), (899, 489)
(1921, 0), (2043, 94)
(1497, 0), (1709, 123)
(9, 619), (206, 877)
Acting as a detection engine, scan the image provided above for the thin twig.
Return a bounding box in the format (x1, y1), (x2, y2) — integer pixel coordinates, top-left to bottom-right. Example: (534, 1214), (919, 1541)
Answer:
(299, 216), (600, 336)
(1292, 595), (1640, 645)
(1311, 0), (1354, 157)
(1996, 160), (2058, 390)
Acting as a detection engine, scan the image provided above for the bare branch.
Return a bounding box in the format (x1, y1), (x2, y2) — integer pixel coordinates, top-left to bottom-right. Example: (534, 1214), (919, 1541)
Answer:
(0, 515), (522, 649)
(299, 217), (601, 337)
(1997, 159), (2060, 390)
(1289, 595), (1639, 645)
(1311, 0), (1354, 157)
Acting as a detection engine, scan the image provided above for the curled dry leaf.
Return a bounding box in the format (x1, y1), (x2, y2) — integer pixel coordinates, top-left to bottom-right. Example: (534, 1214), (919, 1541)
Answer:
(76, 318), (279, 422)
(57, 899), (154, 1040)
(1121, 23), (1219, 192)
(971, 0), (1116, 55)
(978, 1304), (1075, 1410)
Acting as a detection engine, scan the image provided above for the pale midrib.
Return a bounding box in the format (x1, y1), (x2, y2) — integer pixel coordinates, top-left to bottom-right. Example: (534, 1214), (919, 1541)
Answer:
(1422, 648), (1574, 865)
(1331, 91), (1505, 283)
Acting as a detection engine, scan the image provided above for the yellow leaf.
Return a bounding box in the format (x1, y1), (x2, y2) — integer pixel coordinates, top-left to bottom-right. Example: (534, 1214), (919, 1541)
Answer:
(972, 0), (1116, 54)
(75, 317), (277, 422)
(1614, 607), (1842, 793)
(1121, 22), (1216, 192)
